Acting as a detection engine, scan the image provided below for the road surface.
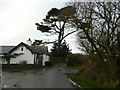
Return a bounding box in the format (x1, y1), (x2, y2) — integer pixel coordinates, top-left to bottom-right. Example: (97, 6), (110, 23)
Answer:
(2, 65), (79, 88)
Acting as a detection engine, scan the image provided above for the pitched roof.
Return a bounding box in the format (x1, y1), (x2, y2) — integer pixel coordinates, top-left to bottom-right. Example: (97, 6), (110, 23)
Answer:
(9, 42), (48, 54)
(0, 46), (15, 54)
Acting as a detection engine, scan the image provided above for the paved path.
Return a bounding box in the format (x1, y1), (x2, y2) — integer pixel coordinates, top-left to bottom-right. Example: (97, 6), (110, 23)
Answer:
(2, 65), (79, 88)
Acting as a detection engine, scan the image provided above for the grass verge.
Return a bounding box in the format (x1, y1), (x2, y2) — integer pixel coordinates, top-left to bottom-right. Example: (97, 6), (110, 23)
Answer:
(65, 65), (81, 69)
(69, 74), (115, 88)
(53, 62), (65, 66)
(2, 66), (52, 72)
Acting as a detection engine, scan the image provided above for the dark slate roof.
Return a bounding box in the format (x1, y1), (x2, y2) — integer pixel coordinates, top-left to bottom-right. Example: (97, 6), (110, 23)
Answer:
(0, 46), (15, 54)
(9, 42), (48, 54)
(24, 43), (48, 54)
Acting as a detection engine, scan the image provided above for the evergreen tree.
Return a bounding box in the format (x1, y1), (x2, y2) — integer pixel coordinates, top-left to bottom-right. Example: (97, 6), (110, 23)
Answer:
(51, 40), (71, 59)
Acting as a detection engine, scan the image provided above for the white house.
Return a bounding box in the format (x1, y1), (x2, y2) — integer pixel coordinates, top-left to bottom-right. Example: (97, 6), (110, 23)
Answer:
(9, 42), (50, 66)
(0, 46), (15, 64)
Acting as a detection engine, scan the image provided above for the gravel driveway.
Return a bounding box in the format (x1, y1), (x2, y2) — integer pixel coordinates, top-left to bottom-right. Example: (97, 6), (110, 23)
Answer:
(2, 65), (79, 88)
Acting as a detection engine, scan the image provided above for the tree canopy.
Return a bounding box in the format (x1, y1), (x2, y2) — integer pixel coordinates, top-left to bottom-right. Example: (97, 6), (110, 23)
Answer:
(35, 6), (78, 56)
(51, 40), (71, 58)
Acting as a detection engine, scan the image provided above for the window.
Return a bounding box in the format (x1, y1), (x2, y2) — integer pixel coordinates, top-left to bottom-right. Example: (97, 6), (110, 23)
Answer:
(21, 47), (23, 51)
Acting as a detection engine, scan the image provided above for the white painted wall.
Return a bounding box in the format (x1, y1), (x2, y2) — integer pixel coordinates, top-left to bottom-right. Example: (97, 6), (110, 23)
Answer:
(10, 45), (34, 64)
(42, 54), (50, 66)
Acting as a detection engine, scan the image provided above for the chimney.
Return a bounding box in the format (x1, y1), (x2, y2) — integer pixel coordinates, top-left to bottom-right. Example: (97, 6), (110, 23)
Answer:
(27, 38), (32, 46)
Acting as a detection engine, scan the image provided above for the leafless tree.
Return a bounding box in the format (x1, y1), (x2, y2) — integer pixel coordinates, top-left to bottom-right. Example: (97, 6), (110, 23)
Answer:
(68, 1), (120, 61)
(67, 1), (120, 86)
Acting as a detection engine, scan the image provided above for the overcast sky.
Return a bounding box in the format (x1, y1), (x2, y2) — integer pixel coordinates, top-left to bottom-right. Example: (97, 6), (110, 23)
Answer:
(0, 0), (82, 53)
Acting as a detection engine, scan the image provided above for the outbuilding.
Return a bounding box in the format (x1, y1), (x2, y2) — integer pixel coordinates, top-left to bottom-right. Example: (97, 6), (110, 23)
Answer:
(9, 42), (50, 66)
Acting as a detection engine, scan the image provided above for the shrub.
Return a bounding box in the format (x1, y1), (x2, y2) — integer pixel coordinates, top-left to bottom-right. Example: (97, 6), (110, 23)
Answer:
(52, 57), (66, 63)
(75, 54), (118, 87)
(66, 54), (83, 66)
(19, 61), (27, 65)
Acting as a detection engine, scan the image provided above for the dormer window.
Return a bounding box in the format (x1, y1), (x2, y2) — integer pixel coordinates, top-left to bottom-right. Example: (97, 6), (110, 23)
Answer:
(21, 47), (23, 51)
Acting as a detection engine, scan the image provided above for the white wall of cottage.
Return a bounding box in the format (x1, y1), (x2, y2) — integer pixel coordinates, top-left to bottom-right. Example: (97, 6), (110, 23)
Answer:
(42, 54), (50, 66)
(10, 45), (34, 64)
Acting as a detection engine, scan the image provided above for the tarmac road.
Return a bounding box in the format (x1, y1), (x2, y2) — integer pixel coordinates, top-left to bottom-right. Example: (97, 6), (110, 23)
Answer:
(2, 65), (79, 88)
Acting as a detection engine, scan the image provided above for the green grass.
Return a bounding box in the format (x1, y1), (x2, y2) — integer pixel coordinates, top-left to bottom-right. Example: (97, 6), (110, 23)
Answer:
(65, 65), (81, 69)
(2, 66), (52, 71)
(53, 62), (65, 66)
(69, 74), (115, 88)
(2, 68), (40, 71)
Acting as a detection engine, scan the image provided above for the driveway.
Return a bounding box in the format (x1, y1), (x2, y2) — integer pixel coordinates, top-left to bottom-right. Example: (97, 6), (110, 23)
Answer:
(2, 65), (79, 88)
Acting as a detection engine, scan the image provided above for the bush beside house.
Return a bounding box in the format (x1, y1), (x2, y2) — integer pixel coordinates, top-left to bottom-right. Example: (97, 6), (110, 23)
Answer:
(68, 54), (118, 88)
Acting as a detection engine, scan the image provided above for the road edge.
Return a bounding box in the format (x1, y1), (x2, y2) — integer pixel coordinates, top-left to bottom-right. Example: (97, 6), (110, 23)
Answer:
(68, 78), (83, 88)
